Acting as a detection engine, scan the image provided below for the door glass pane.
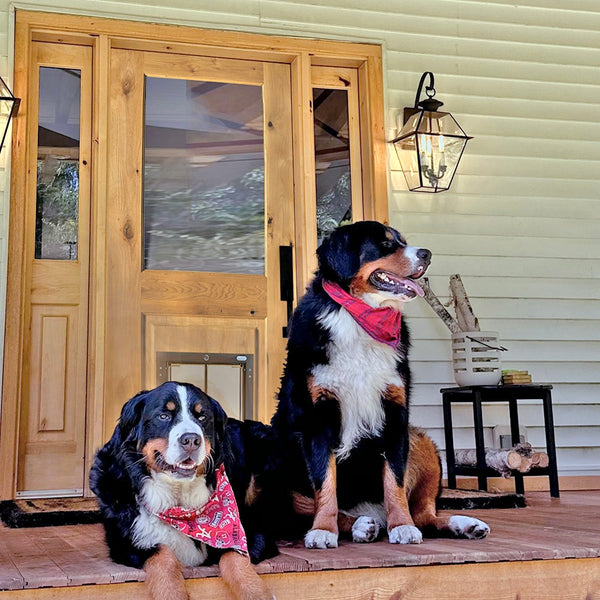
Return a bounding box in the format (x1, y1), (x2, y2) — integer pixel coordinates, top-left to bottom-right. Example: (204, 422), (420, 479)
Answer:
(36, 67), (81, 260)
(313, 88), (351, 244)
(143, 77), (265, 274)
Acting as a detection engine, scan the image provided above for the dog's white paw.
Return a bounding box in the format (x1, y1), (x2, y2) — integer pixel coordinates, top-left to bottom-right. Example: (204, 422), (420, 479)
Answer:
(388, 524), (423, 544)
(304, 529), (338, 549)
(448, 515), (490, 539)
(352, 516), (381, 543)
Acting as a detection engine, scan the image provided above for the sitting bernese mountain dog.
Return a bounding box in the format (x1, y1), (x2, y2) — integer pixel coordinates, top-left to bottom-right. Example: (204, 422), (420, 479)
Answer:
(271, 220), (490, 548)
(89, 381), (276, 600)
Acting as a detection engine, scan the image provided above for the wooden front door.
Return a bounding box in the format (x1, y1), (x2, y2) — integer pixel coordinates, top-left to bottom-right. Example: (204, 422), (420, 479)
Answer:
(3, 11), (387, 500)
(103, 49), (295, 435)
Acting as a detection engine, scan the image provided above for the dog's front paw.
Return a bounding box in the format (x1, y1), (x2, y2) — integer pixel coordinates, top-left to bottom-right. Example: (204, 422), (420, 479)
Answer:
(352, 516), (380, 543)
(448, 515), (490, 539)
(304, 529), (338, 549)
(388, 524), (423, 544)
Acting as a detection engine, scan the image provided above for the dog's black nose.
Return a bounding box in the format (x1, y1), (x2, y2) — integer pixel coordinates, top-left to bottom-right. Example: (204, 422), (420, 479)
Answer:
(179, 433), (202, 450)
(417, 248), (432, 262)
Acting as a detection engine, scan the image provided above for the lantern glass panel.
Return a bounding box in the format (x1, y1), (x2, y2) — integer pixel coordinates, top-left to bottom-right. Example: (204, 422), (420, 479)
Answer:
(393, 132), (422, 191)
(416, 111), (466, 137)
(394, 108), (470, 192)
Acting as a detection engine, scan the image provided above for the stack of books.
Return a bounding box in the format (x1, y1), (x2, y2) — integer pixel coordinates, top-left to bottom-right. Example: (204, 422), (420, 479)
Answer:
(502, 370), (532, 384)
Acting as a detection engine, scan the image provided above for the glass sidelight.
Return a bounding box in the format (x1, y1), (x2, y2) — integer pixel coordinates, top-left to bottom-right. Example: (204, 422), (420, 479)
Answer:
(313, 87), (352, 244)
(143, 77), (265, 274)
(35, 67), (81, 260)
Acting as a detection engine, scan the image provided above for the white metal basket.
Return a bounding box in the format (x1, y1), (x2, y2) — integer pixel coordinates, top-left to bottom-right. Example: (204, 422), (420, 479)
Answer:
(452, 331), (502, 386)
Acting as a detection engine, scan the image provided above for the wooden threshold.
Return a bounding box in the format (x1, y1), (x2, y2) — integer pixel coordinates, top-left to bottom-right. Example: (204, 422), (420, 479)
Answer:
(1, 491), (600, 599)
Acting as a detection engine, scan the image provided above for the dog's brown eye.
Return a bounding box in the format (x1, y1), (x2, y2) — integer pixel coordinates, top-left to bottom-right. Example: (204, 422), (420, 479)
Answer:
(158, 413), (171, 421)
(196, 414), (206, 422)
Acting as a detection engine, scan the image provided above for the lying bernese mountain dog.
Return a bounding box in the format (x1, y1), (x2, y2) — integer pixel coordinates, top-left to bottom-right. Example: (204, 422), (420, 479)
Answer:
(271, 220), (490, 548)
(89, 382), (275, 600)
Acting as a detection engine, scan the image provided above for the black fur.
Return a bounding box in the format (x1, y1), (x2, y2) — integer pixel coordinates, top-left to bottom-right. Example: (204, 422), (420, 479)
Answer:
(271, 220), (431, 531)
(89, 382), (279, 568)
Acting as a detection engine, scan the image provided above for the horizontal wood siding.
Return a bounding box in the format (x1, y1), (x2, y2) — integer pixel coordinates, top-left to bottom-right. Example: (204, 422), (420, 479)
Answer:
(0, 0), (598, 476)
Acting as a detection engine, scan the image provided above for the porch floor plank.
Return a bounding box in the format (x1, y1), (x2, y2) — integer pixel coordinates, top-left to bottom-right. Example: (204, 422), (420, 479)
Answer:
(1, 490), (599, 599)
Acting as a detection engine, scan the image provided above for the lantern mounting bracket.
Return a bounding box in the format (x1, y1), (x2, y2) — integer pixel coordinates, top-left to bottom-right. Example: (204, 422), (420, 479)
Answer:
(404, 71), (444, 123)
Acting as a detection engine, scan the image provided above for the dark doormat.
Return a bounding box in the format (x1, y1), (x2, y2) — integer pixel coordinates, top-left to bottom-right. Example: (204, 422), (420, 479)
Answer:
(0, 498), (101, 528)
(438, 488), (526, 510)
(0, 489), (525, 529)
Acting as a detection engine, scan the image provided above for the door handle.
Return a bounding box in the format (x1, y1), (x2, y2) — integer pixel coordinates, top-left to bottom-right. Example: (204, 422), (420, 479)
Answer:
(279, 244), (294, 338)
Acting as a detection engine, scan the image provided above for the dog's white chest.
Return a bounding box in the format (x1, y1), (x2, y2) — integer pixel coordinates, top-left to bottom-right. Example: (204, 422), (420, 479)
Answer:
(132, 473), (211, 567)
(312, 308), (405, 458)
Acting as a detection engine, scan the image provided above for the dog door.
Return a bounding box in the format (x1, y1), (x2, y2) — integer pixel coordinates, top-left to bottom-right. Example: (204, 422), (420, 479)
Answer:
(156, 352), (253, 420)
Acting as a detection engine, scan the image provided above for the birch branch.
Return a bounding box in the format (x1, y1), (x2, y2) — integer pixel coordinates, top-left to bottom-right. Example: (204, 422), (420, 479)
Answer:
(420, 277), (461, 334)
(449, 274), (480, 332)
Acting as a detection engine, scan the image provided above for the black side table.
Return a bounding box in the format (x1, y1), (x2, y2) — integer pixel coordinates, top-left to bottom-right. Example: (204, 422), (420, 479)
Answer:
(441, 384), (559, 497)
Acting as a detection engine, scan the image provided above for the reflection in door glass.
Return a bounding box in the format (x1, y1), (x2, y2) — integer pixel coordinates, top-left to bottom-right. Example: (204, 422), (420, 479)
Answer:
(313, 88), (351, 244)
(143, 78), (265, 274)
(36, 67), (81, 260)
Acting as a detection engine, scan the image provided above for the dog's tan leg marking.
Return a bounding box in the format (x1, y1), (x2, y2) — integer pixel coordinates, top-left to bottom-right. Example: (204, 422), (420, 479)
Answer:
(405, 429), (443, 531)
(406, 432), (490, 539)
(312, 454), (338, 534)
(292, 491), (315, 515)
(144, 545), (188, 600)
(219, 550), (274, 600)
(383, 461), (423, 543)
(383, 461), (414, 531)
(383, 385), (406, 407)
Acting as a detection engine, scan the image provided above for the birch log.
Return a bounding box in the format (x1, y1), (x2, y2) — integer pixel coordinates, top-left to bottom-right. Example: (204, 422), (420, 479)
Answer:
(454, 448), (523, 478)
(420, 277), (461, 334)
(531, 452), (550, 468)
(449, 274), (480, 332)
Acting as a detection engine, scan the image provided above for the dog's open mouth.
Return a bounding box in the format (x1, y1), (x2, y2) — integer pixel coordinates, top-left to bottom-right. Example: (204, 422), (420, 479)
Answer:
(369, 269), (425, 299)
(154, 452), (199, 478)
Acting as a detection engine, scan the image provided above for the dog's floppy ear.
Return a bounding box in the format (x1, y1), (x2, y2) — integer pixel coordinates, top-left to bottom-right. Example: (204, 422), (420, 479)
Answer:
(208, 396), (228, 466)
(118, 390), (148, 444)
(316, 226), (361, 283)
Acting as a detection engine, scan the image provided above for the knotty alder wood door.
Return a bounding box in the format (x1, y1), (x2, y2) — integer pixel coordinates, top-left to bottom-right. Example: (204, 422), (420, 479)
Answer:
(104, 49), (294, 436)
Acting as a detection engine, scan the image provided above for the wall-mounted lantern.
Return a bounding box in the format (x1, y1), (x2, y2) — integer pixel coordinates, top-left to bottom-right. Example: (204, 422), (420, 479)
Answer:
(392, 71), (471, 193)
(0, 76), (20, 154)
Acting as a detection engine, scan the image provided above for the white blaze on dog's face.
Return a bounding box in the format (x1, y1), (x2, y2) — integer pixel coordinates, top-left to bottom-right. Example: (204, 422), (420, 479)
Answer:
(349, 226), (431, 310)
(138, 383), (223, 481)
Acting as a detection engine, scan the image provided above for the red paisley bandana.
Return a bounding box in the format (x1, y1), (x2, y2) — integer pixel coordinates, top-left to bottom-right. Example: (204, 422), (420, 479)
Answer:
(322, 280), (402, 348)
(152, 463), (248, 555)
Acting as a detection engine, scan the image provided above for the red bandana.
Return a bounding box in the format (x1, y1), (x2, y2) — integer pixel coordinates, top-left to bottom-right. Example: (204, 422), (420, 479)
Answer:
(152, 464), (248, 555)
(322, 280), (403, 348)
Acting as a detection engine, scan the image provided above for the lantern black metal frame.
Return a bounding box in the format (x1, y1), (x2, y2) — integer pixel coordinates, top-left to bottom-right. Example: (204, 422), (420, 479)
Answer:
(0, 75), (20, 153)
(392, 71), (471, 193)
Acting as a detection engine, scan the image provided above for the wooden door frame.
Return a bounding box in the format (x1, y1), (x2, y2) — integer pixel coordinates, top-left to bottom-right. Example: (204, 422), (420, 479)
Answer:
(0, 9), (388, 500)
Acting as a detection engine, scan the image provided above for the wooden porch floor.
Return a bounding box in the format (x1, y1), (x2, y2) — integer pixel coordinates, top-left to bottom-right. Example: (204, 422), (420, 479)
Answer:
(1, 490), (599, 599)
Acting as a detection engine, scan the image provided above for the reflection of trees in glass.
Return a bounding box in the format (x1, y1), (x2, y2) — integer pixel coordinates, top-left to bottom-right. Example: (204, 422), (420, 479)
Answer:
(316, 170), (351, 243)
(35, 160), (79, 259)
(144, 166), (265, 273)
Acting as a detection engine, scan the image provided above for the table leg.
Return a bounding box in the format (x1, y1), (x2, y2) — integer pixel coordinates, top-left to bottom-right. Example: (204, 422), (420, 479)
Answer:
(443, 395), (457, 489)
(508, 397), (525, 495)
(472, 391), (487, 491)
(542, 390), (560, 498)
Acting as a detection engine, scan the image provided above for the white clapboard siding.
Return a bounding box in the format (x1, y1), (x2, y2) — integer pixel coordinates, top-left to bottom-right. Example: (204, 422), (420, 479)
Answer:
(0, 0), (598, 478)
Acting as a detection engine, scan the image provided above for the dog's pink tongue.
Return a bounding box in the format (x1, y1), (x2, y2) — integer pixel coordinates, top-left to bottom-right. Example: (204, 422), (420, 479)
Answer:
(400, 278), (425, 297)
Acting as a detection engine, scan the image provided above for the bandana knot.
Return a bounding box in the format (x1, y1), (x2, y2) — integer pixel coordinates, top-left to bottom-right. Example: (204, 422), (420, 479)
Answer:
(148, 463), (248, 555)
(322, 280), (402, 348)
